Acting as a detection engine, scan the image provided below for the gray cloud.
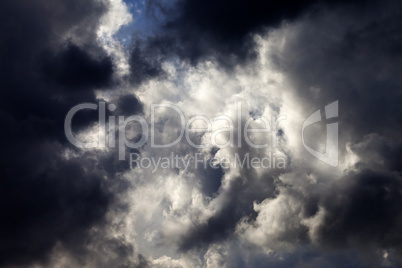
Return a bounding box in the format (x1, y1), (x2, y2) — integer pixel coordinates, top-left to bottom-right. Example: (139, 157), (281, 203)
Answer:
(3, 0), (402, 267)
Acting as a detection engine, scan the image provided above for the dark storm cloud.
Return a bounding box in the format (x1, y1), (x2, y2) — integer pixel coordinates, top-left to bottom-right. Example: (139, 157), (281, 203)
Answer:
(304, 134), (402, 257)
(196, 163), (224, 198)
(43, 43), (114, 89)
(142, 0), (402, 262)
(274, 1), (402, 143)
(114, 94), (144, 116)
(0, 0), (143, 266)
(157, 0), (321, 64)
(227, 244), (391, 268)
(263, 0), (402, 259)
(127, 0), (373, 76)
(129, 40), (165, 86)
(0, 153), (110, 266)
(3, 0), (402, 265)
(177, 120), (287, 250)
(320, 169), (402, 249)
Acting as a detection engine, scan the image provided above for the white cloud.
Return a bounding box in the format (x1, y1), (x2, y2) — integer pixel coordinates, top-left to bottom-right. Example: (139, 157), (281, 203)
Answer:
(97, 0), (133, 76)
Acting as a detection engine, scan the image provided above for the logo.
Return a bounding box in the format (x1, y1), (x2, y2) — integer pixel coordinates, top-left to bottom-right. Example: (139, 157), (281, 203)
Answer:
(302, 101), (338, 167)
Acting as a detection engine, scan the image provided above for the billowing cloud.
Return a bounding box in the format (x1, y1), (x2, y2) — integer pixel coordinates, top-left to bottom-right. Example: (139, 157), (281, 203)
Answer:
(2, 0), (402, 267)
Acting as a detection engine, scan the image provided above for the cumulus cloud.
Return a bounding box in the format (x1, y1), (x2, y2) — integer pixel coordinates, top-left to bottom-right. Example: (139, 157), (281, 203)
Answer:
(2, 0), (402, 267)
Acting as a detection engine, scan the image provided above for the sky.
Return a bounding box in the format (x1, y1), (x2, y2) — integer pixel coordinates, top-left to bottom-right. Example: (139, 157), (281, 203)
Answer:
(1, 0), (402, 267)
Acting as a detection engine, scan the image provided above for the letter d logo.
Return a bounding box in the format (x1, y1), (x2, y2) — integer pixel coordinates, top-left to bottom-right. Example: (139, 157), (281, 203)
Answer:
(302, 101), (338, 167)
